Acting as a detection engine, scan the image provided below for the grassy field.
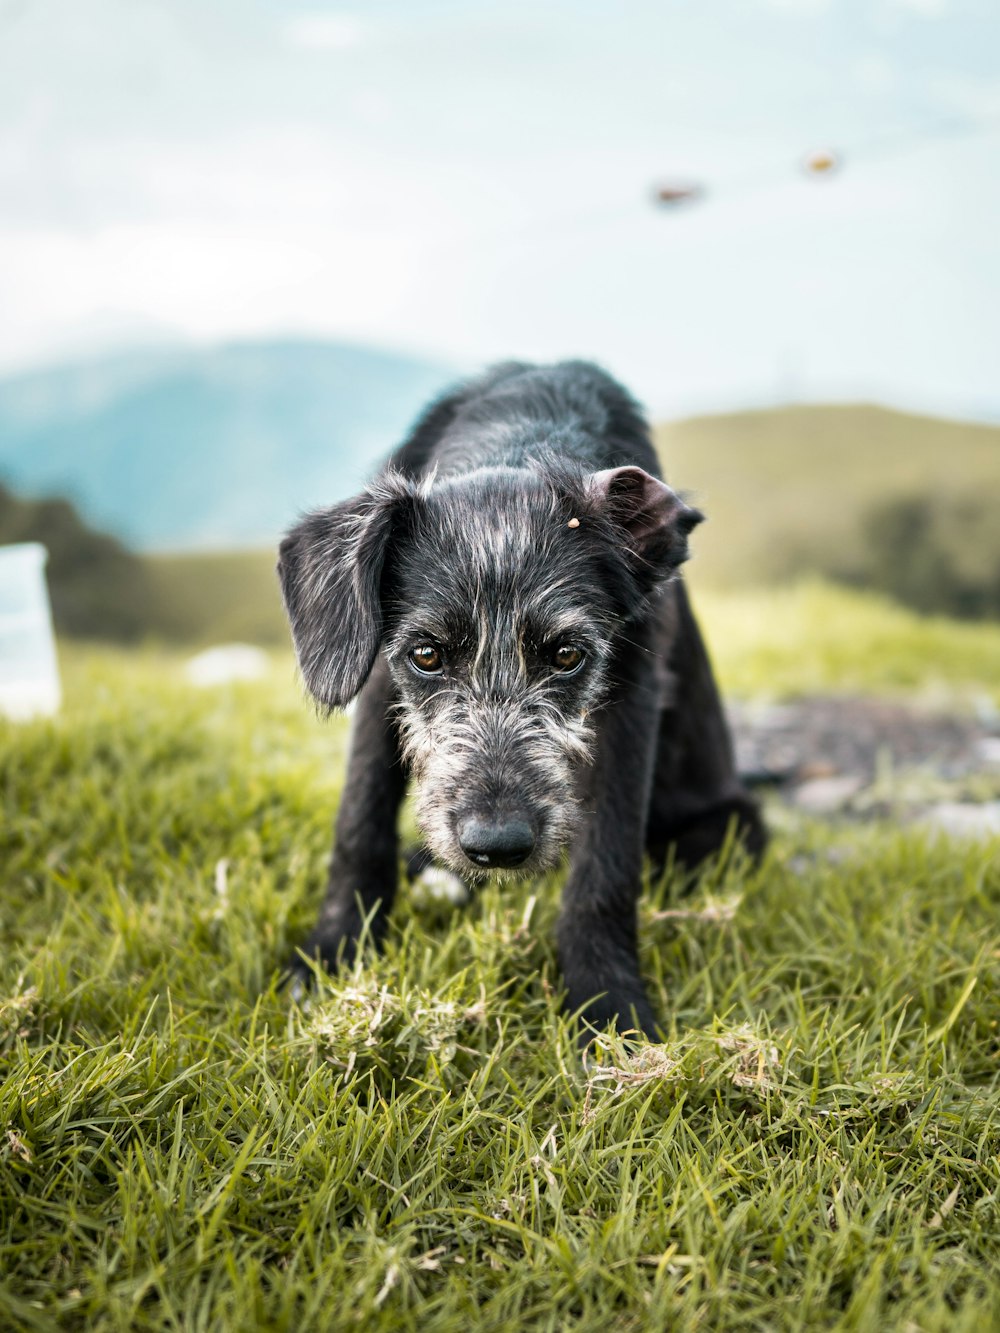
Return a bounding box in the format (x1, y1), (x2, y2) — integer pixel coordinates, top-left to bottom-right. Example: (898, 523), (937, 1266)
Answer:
(2, 584), (999, 1331)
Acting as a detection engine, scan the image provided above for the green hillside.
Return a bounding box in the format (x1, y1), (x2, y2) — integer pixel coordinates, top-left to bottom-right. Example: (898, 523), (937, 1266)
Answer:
(142, 549), (287, 646)
(655, 403), (1000, 598)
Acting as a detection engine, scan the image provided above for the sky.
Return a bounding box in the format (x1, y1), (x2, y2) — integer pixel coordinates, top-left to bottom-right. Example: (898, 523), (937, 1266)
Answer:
(0, 0), (998, 418)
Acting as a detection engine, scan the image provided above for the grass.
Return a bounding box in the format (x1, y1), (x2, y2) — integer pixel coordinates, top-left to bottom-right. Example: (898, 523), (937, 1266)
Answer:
(699, 580), (1000, 705)
(2, 584), (999, 1331)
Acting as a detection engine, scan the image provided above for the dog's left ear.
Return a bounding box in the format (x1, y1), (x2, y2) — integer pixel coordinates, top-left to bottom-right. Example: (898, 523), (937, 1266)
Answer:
(589, 465), (703, 573)
(278, 474), (413, 710)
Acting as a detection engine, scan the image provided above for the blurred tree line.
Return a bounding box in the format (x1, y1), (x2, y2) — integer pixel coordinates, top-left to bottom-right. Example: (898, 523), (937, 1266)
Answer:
(0, 482), (154, 640)
(1, 480), (997, 643)
(0, 482), (286, 644)
(850, 494), (1000, 620)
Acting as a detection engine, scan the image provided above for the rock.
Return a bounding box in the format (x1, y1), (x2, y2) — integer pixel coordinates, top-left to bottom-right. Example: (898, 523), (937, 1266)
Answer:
(184, 644), (270, 687)
(922, 802), (1000, 841)
(797, 760), (840, 781)
(411, 866), (470, 907)
(974, 737), (1000, 768)
(792, 774), (865, 812)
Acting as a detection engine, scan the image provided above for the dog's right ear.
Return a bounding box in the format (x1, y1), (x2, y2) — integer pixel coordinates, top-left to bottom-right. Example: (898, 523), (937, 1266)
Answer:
(278, 474), (413, 710)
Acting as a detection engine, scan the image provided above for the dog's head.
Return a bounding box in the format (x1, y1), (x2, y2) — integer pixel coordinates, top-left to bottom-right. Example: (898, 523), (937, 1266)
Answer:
(278, 461), (701, 878)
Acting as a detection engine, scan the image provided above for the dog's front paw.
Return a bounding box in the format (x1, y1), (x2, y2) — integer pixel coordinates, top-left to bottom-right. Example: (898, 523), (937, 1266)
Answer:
(282, 955), (313, 1003)
(571, 991), (660, 1044)
(280, 938), (335, 999)
(280, 917), (359, 995)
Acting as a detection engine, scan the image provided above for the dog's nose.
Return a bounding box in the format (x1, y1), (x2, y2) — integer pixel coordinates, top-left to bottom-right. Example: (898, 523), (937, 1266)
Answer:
(458, 817), (535, 868)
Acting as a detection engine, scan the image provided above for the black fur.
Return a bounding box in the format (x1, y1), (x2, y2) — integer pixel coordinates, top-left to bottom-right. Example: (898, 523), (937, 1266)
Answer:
(279, 361), (765, 1037)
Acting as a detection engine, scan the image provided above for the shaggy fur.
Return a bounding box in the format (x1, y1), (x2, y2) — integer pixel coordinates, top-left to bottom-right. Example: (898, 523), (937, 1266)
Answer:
(279, 360), (765, 1036)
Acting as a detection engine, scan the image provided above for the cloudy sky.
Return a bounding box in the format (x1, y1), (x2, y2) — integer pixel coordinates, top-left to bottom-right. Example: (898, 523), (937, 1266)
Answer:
(1, 0), (998, 417)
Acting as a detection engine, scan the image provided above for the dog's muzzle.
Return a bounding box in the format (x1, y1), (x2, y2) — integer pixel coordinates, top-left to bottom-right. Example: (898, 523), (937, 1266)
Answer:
(457, 814), (536, 869)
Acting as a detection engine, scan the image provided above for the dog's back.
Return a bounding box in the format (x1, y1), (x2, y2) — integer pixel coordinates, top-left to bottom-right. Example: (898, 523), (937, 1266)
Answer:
(390, 360), (662, 482)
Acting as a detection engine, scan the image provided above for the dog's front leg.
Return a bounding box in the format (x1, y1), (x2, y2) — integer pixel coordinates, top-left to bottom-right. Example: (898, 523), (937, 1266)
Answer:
(557, 646), (662, 1039)
(288, 655), (406, 984)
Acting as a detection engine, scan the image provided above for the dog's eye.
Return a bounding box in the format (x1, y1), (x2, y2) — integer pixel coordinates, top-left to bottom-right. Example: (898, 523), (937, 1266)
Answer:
(552, 645), (585, 674)
(408, 644), (444, 676)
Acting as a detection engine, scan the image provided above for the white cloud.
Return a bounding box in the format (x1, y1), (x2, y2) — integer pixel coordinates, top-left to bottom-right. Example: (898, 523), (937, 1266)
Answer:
(884, 0), (947, 15)
(1, 0), (998, 419)
(853, 54), (897, 94)
(284, 13), (370, 52)
(761, 0), (833, 13)
(930, 72), (1000, 119)
(0, 216), (431, 371)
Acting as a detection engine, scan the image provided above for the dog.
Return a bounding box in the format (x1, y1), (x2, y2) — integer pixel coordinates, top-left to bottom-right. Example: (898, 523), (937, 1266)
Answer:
(278, 361), (765, 1036)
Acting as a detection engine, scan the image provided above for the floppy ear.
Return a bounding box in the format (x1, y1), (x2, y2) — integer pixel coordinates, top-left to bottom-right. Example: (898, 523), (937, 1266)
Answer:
(277, 475), (412, 710)
(588, 465), (703, 576)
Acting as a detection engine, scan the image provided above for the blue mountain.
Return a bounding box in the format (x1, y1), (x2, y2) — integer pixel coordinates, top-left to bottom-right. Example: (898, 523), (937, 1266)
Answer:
(0, 340), (454, 549)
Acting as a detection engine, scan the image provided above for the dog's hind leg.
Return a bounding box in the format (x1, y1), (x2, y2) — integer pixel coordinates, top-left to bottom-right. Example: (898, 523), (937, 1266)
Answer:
(286, 656), (407, 987)
(645, 583), (766, 880)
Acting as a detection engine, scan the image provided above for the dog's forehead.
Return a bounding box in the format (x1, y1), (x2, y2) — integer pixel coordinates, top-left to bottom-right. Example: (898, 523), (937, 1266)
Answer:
(395, 468), (601, 630)
(410, 469), (575, 575)
(424, 468), (554, 546)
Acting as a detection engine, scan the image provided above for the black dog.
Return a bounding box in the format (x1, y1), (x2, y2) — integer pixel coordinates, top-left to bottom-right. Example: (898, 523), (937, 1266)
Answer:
(278, 361), (764, 1036)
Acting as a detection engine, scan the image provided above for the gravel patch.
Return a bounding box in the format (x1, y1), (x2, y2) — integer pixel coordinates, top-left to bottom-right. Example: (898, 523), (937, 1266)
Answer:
(728, 696), (1000, 836)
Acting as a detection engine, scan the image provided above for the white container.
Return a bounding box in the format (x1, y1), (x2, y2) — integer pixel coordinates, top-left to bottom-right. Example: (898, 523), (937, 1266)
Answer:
(0, 543), (61, 721)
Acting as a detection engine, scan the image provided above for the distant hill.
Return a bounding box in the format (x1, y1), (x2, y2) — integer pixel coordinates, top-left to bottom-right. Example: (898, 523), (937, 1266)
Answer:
(654, 403), (1000, 592)
(0, 340), (452, 549)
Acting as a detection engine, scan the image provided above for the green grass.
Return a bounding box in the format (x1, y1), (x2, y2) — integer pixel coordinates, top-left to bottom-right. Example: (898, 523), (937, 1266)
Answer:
(2, 585), (999, 1331)
(699, 581), (1000, 704)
